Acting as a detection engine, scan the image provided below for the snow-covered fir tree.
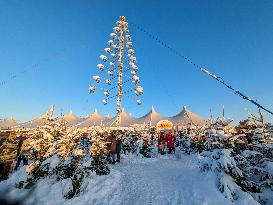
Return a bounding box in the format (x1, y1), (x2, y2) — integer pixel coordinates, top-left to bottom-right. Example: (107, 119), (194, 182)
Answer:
(139, 132), (152, 158)
(88, 129), (110, 175)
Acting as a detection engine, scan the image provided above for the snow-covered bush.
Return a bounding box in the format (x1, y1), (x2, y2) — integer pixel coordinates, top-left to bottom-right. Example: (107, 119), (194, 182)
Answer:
(139, 132), (152, 158)
(17, 154), (94, 199)
(122, 132), (138, 154)
(12, 110), (95, 199)
(56, 128), (83, 158)
(89, 130), (110, 175)
(26, 116), (68, 162)
(200, 149), (253, 201)
(241, 145), (273, 204)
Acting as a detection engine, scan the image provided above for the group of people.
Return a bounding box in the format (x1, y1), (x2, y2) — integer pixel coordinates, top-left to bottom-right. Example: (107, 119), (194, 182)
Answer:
(158, 131), (176, 154)
(107, 132), (122, 164)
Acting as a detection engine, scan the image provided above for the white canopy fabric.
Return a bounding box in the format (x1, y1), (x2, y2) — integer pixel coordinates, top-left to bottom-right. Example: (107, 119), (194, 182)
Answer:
(63, 110), (81, 127)
(131, 106), (167, 126)
(9, 105), (205, 129)
(78, 109), (104, 128)
(105, 108), (135, 127)
(0, 118), (17, 129)
(168, 106), (205, 126)
(16, 113), (48, 129)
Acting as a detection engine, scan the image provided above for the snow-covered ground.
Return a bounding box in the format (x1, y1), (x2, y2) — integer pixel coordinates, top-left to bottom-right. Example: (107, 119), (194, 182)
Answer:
(0, 153), (259, 205)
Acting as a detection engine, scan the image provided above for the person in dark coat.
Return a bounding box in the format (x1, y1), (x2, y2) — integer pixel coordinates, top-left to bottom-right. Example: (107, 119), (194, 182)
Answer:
(158, 132), (165, 155)
(109, 134), (117, 164)
(116, 135), (122, 162)
(166, 132), (176, 154)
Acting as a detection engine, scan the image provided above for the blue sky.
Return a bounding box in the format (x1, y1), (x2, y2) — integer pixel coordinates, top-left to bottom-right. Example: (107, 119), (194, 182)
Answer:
(0, 0), (273, 122)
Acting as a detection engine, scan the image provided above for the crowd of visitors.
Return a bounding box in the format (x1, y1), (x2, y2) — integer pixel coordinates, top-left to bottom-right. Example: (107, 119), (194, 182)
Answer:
(107, 131), (122, 164)
(158, 131), (176, 155)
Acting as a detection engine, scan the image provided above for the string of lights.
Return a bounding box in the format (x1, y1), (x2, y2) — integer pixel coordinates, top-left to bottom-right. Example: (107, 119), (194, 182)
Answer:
(130, 22), (273, 116)
(88, 16), (144, 127)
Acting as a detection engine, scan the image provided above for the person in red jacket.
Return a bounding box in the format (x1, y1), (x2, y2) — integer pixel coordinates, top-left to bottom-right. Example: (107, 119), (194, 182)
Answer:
(166, 132), (175, 154)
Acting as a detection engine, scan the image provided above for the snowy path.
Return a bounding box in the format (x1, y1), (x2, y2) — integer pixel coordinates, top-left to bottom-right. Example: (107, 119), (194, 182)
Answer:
(104, 154), (232, 205)
(1, 154), (253, 205)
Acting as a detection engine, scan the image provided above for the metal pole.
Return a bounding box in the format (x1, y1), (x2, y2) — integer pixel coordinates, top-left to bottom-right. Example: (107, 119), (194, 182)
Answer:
(116, 16), (126, 128)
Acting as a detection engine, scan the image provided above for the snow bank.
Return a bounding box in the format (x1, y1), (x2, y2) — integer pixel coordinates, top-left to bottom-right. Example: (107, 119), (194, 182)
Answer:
(0, 152), (264, 205)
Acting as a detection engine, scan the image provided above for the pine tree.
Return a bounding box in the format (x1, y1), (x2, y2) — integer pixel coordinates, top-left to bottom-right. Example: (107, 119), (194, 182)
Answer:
(139, 132), (152, 158)
(89, 129), (110, 175)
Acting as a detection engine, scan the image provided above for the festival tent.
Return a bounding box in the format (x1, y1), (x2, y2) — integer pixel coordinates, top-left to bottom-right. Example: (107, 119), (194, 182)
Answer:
(0, 117), (17, 129)
(105, 108), (135, 127)
(16, 113), (49, 129)
(77, 109), (104, 128)
(63, 110), (81, 127)
(168, 106), (205, 126)
(132, 106), (167, 126)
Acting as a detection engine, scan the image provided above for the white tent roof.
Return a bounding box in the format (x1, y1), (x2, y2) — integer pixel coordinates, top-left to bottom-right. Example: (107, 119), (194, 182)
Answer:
(63, 110), (81, 127)
(78, 109), (104, 128)
(7, 106), (205, 129)
(16, 113), (48, 129)
(105, 108), (135, 127)
(168, 106), (205, 126)
(132, 106), (167, 126)
(0, 117), (17, 129)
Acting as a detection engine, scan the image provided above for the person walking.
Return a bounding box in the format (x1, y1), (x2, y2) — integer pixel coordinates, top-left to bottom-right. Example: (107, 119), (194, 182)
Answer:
(157, 133), (162, 153)
(110, 134), (117, 164)
(116, 135), (122, 162)
(166, 132), (175, 154)
(158, 132), (166, 155)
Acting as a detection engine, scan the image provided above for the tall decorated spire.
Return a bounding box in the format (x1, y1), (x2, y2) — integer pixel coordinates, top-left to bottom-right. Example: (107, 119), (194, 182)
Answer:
(88, 16), (144, 128)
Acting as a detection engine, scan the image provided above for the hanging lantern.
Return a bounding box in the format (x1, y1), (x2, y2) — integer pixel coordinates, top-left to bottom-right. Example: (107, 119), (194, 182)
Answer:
(132, 75), (140, 85)
(113, 27), (120, 33)
(125, 34), (131, 41)
(104, 90), (110, 97)
(111, 53), (117, 58)
(105, 79), (111, 85)
(97, 64), (104, 71)
(134, 86), (144, 96)
(102, 99), (108, 105)
(107, 71), (113, 76)
(104, 48), (111, 54)
(130, 56), (136, 63)
(108, 40), (114, 46)
(137, 99), (142, 105)
(128, 49), (134, 55)
(92, 75), (101, 83)
(126, 41), (133, 48)
(88, 85), (95, 93)
(110, 33), (118, 40)
(115, 21), (121, 26)
(131, 64), (138, 72)
(99, 55), (108, 62)
(109, 62), (115, 67)
(112, 44), (119, 50)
